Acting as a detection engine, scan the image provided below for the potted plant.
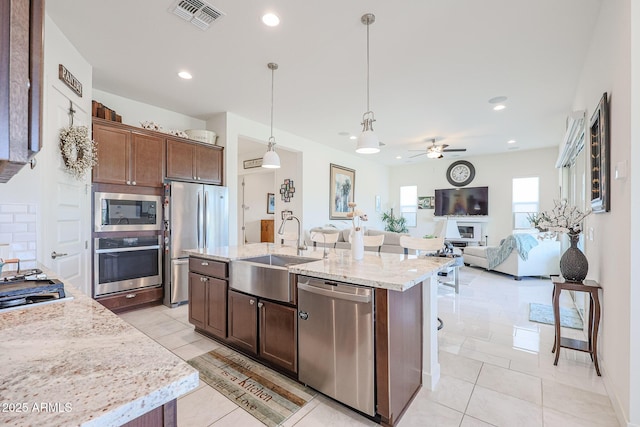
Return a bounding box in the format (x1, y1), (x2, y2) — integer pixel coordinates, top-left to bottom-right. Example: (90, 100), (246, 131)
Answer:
(381, 209), (408, 233)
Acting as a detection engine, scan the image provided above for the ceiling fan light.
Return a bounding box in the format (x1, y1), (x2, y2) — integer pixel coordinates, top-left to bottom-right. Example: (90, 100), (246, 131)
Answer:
(426, 150), (441, 159)
(262, 146), (281, 168)
(356, 130), (380, 154)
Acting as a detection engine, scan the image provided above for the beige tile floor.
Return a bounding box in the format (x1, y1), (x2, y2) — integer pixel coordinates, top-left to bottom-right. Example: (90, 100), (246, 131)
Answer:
(118, 267), (618, 427)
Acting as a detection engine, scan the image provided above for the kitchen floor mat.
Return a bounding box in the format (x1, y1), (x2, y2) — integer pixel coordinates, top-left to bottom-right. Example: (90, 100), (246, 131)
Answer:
(529, 303), (584, 330)
(188, 346), (316, 426)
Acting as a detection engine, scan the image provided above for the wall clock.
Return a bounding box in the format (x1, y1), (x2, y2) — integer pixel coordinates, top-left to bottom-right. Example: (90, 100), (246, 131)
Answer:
(446, 160), (475, 187)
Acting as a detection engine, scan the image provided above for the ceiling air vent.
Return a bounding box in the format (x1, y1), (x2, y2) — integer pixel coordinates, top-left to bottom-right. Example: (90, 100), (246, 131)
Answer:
(170, 0), (225, 30)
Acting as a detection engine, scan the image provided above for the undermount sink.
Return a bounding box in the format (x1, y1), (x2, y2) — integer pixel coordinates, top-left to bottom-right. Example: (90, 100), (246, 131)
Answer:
(229, 255), (317, 304)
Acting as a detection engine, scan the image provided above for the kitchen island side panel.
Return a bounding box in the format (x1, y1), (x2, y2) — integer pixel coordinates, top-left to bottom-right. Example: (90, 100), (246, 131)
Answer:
(375, 282), (423, 426)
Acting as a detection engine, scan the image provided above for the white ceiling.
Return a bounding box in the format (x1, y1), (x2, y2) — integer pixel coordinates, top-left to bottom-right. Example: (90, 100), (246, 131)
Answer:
(46, 0), (602, 165)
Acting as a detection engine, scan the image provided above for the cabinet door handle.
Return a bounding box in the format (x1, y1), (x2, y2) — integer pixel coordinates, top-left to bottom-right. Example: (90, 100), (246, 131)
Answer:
(200, 276), (207, 282)
(201, 261), (209, 266)
(125, 294), (137, 299)
(132, 181), (136, 186)
(126, 180), (131, 185)
(257, 302), (264, 308)
(249, 299), (255, 305)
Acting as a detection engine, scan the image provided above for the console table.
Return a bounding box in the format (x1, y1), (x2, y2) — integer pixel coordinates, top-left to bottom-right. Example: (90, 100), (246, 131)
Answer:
(550, 275), (602, 375)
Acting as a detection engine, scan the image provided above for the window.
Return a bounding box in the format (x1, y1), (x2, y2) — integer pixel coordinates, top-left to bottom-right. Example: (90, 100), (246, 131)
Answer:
(400, 185), (417, 227)
(512, 177), (539, 229)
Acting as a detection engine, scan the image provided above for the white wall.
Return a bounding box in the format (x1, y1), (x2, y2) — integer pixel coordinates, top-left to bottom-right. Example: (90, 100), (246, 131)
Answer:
(92, 89), (206, 132)
(212, 112), (389, 246)
(388, 148), (559, 244)
(570, 0), (635, 425)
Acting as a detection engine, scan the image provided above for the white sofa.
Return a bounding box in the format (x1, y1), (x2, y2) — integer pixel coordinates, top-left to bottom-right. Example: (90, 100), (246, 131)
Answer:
(463, 237), (561, 280)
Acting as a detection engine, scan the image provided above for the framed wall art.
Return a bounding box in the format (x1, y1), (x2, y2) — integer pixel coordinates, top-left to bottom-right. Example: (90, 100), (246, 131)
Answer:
(418, 196), (434, 209)
(590, 92), (610, 213)
(267, 193), (275, 214)
(329, 163), (355, 219)
(280, 179), (295, 202)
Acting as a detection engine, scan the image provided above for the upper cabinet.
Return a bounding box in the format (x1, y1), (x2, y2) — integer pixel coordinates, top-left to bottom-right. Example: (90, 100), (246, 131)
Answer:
(92, 119), (164, 188)
(166, 137), (223, 185)
(0, 0), (44, 182)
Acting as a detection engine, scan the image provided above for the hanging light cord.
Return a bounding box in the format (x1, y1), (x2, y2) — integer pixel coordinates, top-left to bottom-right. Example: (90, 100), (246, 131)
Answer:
(269, 64), (276, 143)
(366, 17), (370, 113)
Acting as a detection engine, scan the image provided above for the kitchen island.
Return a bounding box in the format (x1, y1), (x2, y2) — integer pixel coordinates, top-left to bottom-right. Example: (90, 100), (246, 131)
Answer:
(185, 243), (452, 426)
(0, 280), (199, 426)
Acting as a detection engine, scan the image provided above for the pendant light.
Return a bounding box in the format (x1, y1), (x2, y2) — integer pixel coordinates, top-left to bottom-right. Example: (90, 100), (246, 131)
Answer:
(356, 13), (380, 154)
(262, 62), (281, 169)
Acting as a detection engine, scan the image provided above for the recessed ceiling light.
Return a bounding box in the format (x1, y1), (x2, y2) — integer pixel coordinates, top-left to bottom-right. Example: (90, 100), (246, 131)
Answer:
(396, 155), (402, 159)
(488, 96), (507, 104)
(178, 71), (192, 79)
(507, 139), (516, 144)
(493, 105), (506, 111)
(349, 136), (357, 140)
(262, 13), (280, 27)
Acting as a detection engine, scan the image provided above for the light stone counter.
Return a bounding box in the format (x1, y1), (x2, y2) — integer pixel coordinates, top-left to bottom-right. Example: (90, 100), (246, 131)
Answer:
(184, 243), (454, 292)
(0, 281), (199, 426)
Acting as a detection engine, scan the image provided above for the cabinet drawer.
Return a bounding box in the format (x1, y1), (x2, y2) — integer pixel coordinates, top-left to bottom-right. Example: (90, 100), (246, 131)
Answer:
(189, 257), (227, 279)
(97, 286), (163, 313)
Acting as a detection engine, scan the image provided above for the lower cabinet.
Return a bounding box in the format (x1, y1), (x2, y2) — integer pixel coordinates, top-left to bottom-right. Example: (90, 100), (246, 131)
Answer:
(188, 272), (227, 339)
(227, 290), (297, 374)
(97, 286), (163, 313)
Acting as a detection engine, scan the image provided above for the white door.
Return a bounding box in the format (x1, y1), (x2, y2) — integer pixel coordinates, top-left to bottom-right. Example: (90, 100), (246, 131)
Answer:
(41, 86), (91, 295)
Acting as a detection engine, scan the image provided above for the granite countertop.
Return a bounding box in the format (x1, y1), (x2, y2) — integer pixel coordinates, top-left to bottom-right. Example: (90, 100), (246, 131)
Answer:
(184, 243), (453, 292)
(0, 276), (199, 426)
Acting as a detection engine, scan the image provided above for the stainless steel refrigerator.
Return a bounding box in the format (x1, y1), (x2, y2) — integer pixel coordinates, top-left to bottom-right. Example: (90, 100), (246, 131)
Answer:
(164, 181), (229, 307)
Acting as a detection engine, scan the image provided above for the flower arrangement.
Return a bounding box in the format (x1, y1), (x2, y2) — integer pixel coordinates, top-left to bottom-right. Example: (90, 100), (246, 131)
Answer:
(346, 202), (368, 231)
(381, 208), (408, 233)
(59, 125), (98, 179)
(535, 200), (591, 237)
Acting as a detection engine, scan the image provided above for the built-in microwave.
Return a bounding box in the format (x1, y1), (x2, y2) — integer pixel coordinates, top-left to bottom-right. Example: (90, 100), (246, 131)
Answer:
(94, 192), (162, 232)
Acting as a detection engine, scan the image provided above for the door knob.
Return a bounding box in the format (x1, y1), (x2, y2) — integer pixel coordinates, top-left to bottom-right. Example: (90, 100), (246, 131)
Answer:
(51, 251), (68, 259)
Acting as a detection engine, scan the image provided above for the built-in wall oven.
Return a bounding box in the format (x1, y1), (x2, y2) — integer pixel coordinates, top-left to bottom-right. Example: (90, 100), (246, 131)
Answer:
(93, 236), (162, 297)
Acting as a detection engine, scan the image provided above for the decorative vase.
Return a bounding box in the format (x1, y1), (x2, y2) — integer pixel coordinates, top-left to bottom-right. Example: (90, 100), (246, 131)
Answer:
(559, 233), (588, 282)
(351, 228), (364, 260)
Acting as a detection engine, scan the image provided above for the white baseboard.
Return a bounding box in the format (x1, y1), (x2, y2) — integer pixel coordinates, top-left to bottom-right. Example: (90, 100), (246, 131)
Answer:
(600, 359), (635, 427)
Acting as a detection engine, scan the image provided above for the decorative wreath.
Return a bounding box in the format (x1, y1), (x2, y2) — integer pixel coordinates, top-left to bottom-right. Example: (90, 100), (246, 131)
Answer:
(59, 125), (98, 179)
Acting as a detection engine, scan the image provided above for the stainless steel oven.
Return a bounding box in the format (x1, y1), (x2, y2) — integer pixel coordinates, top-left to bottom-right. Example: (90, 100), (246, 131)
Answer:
(94, 192), (162, 232)
(94, 236), (162, 297)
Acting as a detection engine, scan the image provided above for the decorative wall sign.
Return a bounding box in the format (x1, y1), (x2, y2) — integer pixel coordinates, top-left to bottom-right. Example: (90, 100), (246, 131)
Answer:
(59, 64), (83, 97)
(330, 164), (355, 219)
(281, 210), (292, 220)
(590, 92), (610, 213)
(280, 179), (295, 202)
(243, 158), (263, 169)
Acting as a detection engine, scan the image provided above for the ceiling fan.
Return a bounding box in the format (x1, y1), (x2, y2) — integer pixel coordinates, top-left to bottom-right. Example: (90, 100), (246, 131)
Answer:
(409, 138), (467, 159)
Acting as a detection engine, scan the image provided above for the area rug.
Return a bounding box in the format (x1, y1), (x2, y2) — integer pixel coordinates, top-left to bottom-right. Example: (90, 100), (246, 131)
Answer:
(187, 346), (316, 426)
(529, 303), (584, 330)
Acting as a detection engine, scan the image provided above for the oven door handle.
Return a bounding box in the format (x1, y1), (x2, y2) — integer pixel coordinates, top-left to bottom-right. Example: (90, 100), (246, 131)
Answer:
(95, 245), (161, 254)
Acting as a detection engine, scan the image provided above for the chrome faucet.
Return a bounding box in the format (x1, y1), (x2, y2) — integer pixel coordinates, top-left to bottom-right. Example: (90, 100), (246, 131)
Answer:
(278, 214), (307, 252)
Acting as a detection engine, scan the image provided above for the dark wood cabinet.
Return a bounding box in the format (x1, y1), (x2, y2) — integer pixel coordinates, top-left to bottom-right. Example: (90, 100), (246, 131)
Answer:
(0, 0), (44, 182)
(92, 120), (164, 188)
(188, 258), (228, 339)
(166, 138), (223, 184)
(259, 300), (297, 373)
(96, 286), (163, 313)
(227, 290), (258, 354)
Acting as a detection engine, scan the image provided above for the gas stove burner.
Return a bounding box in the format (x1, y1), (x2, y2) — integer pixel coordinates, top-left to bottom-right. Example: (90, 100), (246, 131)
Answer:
(0, 297), (27, 309)
(1, 268), (44, 283)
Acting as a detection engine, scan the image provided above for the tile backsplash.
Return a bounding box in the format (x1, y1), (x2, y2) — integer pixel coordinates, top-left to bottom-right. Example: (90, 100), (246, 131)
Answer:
(0, 203), (37, 271)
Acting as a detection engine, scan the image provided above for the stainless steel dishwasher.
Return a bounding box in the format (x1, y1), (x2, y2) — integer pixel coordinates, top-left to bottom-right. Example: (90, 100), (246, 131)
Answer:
(297, 275), (375, 416)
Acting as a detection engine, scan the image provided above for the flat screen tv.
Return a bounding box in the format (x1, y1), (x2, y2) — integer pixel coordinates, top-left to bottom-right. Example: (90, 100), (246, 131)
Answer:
(434, 186), (489, 216)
